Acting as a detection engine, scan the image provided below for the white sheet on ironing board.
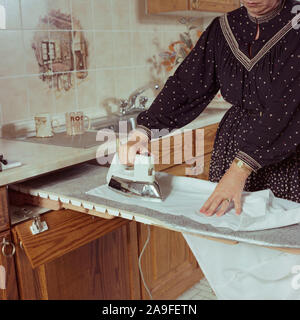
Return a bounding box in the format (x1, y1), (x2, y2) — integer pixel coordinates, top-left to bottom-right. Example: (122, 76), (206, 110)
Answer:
(182, 233), (300, 300)
(86, 173), (300, 231)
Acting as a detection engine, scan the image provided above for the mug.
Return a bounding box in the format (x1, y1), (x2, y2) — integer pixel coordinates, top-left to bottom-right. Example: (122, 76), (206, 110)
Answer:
(65, 111), (91, 136)
(34, 113), (59, 138)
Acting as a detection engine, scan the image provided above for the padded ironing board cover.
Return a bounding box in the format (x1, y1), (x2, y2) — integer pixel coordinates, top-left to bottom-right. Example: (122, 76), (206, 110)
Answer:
(87, 172), (300, 232)
(87, 173), (300, 299)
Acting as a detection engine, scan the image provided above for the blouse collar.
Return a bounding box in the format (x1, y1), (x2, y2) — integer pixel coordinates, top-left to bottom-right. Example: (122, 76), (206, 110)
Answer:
(247, 0), (286, 24)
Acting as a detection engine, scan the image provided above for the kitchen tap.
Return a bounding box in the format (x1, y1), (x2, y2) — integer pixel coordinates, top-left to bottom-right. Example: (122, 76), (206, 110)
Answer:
(119, 83), (160, 116)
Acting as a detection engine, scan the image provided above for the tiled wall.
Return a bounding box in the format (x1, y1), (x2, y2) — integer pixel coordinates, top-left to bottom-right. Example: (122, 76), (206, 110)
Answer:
(0, 0), (211, 137)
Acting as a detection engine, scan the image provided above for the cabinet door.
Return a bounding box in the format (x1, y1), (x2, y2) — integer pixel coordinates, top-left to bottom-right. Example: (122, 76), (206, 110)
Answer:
(138, 224), (203, 300)
(0, 187), (10, 232)
(0, 230), (19, 300)
(12, 219), (141, 300)
(164, 152), (212, 180)
(190, 0), (240, 13)
(154, 130), (195, 172)
(13, 209), (128, 268)
(146, 0), (189, 14)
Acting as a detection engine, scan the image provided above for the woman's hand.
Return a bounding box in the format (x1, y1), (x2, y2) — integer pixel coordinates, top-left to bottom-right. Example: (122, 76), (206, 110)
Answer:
(118, 130), (149, 166)
(199, 161), (251, 216)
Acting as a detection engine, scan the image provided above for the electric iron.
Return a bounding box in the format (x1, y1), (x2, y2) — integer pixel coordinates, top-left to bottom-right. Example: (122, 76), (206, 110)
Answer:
(106, 153), (163, 202)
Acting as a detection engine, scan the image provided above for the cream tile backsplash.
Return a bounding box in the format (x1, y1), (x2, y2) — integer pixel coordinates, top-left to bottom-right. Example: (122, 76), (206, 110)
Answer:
(0, 0), (217, 137)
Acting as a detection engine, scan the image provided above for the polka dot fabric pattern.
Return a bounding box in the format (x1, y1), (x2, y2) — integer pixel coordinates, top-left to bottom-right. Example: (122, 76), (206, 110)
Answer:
(209, 105), (300, 203)
(137, 0), (300, 203)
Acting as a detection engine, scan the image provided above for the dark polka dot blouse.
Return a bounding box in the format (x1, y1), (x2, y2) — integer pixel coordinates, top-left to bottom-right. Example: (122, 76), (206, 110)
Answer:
(137, 0), (300, 203)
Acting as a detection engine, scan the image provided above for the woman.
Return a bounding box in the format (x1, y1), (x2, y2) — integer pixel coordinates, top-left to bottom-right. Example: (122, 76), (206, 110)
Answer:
(120, 0), (300, 217)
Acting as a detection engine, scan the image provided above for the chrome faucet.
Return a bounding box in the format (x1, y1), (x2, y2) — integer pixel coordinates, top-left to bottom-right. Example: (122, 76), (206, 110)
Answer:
(119, 83), (160, 116)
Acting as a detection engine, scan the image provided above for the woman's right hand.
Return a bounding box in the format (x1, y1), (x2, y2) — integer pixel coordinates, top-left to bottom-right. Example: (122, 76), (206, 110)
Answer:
(118, 130), (149, 166)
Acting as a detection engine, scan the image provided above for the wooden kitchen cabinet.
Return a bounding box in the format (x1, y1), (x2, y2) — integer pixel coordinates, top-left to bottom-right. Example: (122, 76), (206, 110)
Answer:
(153, 123), (218, 172)
(146, 0), (240, 14)
(0, 187), (10, 232)
(190, 0), (240, 13)
(2, 122), (219, 300)
(136, 123), (218, 300)
(146, 0), (188, 14)
(137, 224), (203, 300)
(12, 210), (141, 300)
(0, 230), (19, 300)
(164, 152), (212, 180)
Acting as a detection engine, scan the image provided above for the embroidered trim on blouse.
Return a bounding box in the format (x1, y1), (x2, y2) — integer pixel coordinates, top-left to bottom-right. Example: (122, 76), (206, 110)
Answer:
(247, 0), (285, 24)
(219, 12), (300, 72)
(235, 151), (262, 173)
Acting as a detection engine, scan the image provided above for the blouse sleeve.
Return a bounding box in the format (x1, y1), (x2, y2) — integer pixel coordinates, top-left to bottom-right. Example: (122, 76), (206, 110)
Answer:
(236, 46), (300, 172)
(136, 17), (221, 137)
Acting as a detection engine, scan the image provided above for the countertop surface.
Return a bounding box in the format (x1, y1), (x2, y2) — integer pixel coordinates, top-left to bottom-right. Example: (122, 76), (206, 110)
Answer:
(0, 106), (229, 187)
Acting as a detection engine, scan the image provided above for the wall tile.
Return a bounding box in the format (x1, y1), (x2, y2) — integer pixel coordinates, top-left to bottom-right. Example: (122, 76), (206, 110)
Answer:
(131, 32), (150, 66)
(27, 75), (55, 117)
(134, 66), (164, 97)
(0, 30), (25, 77)
(1, 0), (208, 128)
(71, 0), (94, 30)
(113, 67), (135, 101)
(112, 32), (132, 67)
(73, 30), (96, 70)
(0, 77), (29, 123)
(23, 30), (48, 75)
(53, 72), (76, 114)
(93, 0), (113, 31)
(76, 70), (97, 110)
(148, 31), (164, 56)
(21, 0), (49, 30)
(0, 0), (21, 30)
(96, 68), (117, 115)
(111, 0), (130, 30)
(94, 31), (114, 68)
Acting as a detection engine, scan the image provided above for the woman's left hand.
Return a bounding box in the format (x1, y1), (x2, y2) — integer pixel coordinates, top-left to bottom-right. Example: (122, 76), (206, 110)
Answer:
(199, 161), (251, 217)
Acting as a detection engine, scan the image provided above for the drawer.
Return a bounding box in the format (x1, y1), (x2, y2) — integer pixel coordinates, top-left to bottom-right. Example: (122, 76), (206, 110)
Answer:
(153, 130), (194, 172)
(163, 152), (212, 181)
(154, 123), (218, 172)
(12, 209), (129, 269)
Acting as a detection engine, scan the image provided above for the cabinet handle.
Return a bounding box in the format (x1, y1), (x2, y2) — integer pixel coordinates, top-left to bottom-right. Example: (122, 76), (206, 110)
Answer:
(1, 238), (16, 258)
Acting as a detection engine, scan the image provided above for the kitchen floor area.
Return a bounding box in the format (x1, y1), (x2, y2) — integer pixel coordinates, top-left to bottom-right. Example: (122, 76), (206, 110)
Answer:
(177, 278), (217, 300)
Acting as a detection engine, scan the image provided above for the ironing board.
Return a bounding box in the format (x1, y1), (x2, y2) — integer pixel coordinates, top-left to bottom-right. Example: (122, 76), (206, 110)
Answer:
(9, 163), (300, 254)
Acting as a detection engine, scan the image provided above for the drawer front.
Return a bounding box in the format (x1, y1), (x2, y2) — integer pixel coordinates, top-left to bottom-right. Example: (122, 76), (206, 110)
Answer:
(154, 124), (218, 172)
(12, 209), (129, 269)
(163, 152), (212, 180)
(153, 130), (194, 172)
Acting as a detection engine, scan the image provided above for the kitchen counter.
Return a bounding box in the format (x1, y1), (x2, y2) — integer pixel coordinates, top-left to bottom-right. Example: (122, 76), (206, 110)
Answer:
(0, 106), (229, 187)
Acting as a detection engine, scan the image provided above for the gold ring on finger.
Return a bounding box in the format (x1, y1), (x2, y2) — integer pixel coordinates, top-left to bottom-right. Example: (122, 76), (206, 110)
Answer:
(223, 198), (231, 203)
